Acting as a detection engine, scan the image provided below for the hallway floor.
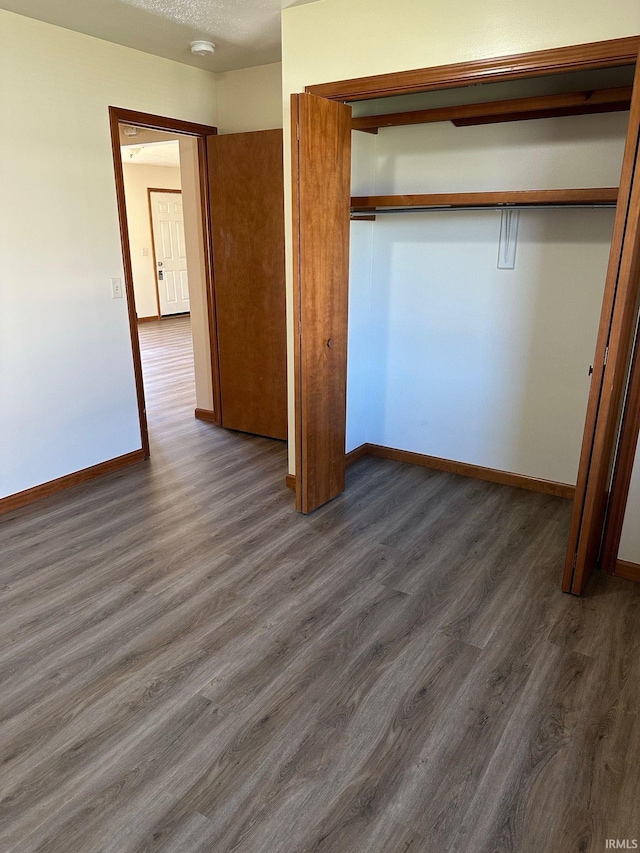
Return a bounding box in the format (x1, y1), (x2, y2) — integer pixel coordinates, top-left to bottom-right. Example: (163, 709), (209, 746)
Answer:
(1, 316), (639, 852)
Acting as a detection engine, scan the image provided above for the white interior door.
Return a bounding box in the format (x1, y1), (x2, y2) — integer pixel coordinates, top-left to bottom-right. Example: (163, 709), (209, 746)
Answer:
(150, 190), (190, 316)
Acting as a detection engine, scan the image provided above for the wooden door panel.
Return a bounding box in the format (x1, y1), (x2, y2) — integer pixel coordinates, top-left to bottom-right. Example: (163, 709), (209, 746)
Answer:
(563, 55), (640, 595)
(207, 130), (287, 440)
(292, 94), (352, 513)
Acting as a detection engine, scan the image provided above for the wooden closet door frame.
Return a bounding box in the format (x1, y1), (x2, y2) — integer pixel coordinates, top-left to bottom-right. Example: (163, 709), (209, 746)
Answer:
(295, 36), (640, 594)
(306, 37), (639, 101)
(108, 107), (222, 458)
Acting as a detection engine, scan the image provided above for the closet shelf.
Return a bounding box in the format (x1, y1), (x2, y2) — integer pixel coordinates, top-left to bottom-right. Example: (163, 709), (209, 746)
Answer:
(351, 188), (619, 215)
(351, 87), (633, 133)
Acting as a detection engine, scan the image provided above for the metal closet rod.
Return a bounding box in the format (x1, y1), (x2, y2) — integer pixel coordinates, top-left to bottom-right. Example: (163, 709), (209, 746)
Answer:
(351, 203), (617, 215)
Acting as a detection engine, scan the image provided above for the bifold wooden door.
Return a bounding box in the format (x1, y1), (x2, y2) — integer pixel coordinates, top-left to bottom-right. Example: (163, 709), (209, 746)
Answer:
(291, 94), (352, 513)
(564, 55), (640, 595)
(207, 129), (287, 440)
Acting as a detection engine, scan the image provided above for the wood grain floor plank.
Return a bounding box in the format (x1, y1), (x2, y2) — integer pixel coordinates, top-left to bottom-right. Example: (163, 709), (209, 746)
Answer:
(449, 642), (594, 852)
(1, 316), (639, 852)
(384, 536), (572, 847)
(291, 637), (480, 852)
(9, 695), (220, 853)
(138, 810), (215, 853)
(548, 807), (615, 853)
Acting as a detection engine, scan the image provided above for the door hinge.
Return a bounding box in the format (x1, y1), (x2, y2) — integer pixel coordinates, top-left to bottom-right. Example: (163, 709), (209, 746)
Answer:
(296, 124), (300, 141)
(572, 553), (577, 570)
(604, 345), (609, 366)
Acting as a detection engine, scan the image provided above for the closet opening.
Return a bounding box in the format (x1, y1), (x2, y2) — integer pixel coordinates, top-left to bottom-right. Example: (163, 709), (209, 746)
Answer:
(291, 36), (640, 596)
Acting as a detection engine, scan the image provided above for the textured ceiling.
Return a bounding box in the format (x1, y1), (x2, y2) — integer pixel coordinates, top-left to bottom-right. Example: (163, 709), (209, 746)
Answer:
(0, 0), (317, 71)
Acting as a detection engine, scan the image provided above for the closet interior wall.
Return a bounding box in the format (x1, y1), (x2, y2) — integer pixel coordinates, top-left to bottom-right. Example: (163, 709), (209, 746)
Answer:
(346, 77), (629, 490)
(618, 444), (640, 565)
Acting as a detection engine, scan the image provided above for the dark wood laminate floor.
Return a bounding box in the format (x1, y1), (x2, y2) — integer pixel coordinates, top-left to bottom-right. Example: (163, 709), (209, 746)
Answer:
(2, 315), (640, 852)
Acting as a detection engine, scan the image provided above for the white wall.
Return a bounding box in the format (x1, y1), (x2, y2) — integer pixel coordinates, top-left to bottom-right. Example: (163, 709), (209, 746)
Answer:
(364, 209), (616, 483)
(352, 114), (625, 484)
(619, 452), (640, 562)
(282, 0), (640, 91)
(122, 163), (182, 318)
(281, 0), (640, 477)
(0, 10), (217, 498)
(216, 62), (283, 133)
(346, 131), (376, 452)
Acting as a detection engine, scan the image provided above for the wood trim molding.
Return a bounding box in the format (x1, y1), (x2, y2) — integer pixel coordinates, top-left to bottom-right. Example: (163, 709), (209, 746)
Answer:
(351, 188), (619, 212)
(194, 408), (216, 422)
(364, 445), (575, 498)
(453, 101), (630, 127)
(614, 559), (640, 583)
(346, 444), (369, 465)
(306, 36), (640, 102)
(109, 108), (151, 458)
(199, 135), (223, 428)
(285, 473), (296, 491)
(110, 107), (218, 137)
(137, 315), (159, 323)
(352, 87), (633, 132)
(0, 450), (146, 516)
(287, 442), (574, 498)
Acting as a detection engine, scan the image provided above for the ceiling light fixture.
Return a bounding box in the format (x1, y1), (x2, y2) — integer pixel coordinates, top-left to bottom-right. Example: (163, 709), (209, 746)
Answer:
(190, 40), (215, 57)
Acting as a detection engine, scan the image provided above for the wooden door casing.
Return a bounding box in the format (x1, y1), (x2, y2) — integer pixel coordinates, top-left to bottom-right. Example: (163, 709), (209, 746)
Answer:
(292, 94), (352, 513)
(109, 107), (220, 456)
(207, 130), (287, 441)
